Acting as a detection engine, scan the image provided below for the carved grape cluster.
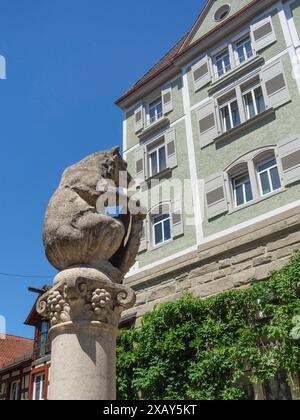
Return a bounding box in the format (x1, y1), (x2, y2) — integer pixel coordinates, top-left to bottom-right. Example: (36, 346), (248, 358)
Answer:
(47, 289), (70, 326)
(91, 289), (112, 319)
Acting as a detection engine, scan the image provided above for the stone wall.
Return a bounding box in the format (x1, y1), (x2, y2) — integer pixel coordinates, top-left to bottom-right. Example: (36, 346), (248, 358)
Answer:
(122, 204), (300, 326)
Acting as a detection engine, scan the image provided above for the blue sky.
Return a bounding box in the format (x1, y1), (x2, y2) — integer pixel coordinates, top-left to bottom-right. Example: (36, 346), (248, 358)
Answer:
(0, 0), (205, 338)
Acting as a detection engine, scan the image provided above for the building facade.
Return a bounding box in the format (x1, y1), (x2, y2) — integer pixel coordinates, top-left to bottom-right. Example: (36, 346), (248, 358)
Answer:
(116, 0), (300, 329)
(0, 288), (51, 401)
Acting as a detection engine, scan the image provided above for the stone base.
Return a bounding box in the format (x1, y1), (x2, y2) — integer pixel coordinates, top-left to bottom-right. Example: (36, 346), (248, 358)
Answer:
(37, 267), (136, 400)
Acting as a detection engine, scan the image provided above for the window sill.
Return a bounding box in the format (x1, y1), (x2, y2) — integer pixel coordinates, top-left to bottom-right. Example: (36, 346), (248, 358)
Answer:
(215, 108), (275, 144)
(209, 55), (265, 94)
(148, 238), (173, 252)
(228, 187), (287, 215)
(138, 117), (169, 139)
(145, 167), (174, 184)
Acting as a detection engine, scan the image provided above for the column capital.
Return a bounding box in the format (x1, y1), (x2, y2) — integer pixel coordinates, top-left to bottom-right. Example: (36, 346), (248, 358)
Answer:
(37, 267), (136, 330)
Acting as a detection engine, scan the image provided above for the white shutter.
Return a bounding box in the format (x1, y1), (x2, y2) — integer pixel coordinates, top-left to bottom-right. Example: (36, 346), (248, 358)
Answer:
(261, 59), (290, 109)
(162, 85), (173, 115)
(135, 146), (145, 180)
(191, 55), (211, 91)
(197, 99), (219, 149)
(204, 173), (228, 220)
(134, 105), (144, 133)
(251, 16), (276, 52)
(278, 136), (300, 186)
(172, 198), (184, 238)
(139, 219), (148, 252)
(165, 129), (177, 168)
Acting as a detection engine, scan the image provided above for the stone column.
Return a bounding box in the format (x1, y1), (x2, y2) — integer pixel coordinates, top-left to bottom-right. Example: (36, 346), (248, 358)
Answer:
(37, 267), (136, 401)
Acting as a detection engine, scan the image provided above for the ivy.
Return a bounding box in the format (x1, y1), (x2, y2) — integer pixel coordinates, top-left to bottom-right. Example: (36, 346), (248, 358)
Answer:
(117, 251), (300, 400)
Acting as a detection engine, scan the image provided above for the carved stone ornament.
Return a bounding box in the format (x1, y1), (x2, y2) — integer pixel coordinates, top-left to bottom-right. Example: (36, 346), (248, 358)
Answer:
(36, 268), (136, 329)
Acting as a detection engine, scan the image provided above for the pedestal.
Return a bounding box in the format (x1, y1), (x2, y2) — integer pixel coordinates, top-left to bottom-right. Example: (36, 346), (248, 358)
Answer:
(36, 267), (136, 401)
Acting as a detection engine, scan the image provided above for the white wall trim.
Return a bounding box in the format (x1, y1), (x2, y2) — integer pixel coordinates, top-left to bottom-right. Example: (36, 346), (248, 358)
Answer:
(182, 68), (204, 245)
(202, 199), (300, 244)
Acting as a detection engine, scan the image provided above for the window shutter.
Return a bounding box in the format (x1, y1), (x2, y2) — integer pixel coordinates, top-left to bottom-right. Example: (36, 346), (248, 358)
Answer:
(139, 219), (148, 253)
(197, 99), (219, 149)
(134, 105), (144, 133)
(172, 198), (184, 238)
(251, 16), (276, 52)
(191, 55), (211, 91)
(261, 59), (290, 109)
(162, 85), (173, 115)
(135, 146), (145, 180)
(278, 136), (300, 186)
(204, 173), (228, 220)
(165, 129), (177, 168)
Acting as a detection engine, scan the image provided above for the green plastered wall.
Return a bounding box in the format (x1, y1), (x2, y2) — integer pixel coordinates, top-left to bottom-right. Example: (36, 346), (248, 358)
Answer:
(291, 0), (300, 35)
(187, 8), (286, 108)
(124, 119), (197, 268)
(191, 52), (300, 237)
(125, 77), (184, 151)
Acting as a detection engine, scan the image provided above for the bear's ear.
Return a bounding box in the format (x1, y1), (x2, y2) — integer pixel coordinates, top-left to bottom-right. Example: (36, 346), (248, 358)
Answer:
(111, 146), (120, 156)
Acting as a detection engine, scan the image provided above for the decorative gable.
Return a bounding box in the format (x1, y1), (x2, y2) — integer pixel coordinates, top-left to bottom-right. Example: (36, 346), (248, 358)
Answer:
(182, 0), (253, 49)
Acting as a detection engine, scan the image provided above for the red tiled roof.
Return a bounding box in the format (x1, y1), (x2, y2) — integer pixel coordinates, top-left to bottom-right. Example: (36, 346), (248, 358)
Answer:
(0, 334), (33, 369)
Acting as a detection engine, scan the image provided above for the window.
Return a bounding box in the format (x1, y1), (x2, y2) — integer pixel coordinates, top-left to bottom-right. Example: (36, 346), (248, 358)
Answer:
(33, 374), (45, 401)
(148, 144), (167, 177)
(232, 172), (253, 207)
(220, 98), (241, 132)
(214, 4), (231, 22)
(10, 380), (19, 400)
(235, 36), (254, 64)
(214, 49), (231, 78)
(152, 213), (171, 246)
(256, 156), (281, 196)
(243, 84), (266, 119)
(148, 97), (163, 125)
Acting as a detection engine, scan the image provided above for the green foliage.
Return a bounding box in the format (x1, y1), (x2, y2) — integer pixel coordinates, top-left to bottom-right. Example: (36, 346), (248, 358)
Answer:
(117, 252), (300, 400)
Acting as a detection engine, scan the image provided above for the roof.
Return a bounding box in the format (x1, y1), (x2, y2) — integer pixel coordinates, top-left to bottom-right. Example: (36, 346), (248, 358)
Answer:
(24, 285), (50, 327)
(0, 334), (33, 369)
(115, 0), (262, 106)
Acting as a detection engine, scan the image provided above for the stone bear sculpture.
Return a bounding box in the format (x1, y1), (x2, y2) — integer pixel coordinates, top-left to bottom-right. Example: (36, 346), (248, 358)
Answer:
(43, 146), (144, 283)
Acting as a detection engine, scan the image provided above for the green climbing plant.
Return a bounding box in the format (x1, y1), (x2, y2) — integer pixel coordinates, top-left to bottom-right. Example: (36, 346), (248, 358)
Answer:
(117, 251), (300, 400)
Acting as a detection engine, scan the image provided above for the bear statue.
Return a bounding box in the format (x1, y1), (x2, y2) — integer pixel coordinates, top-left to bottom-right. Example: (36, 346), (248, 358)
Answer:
(43, 146), (144, 283)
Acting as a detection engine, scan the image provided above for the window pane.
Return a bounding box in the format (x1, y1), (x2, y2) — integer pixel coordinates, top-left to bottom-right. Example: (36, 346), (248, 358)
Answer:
(154, 213), (169, 224)
(163, 219), (171, 241)
(245, 180), (253, 202)
(260, 171), (271, 195)
(254, 87), (265, 114)
(217, 59), (224, 76)
(258, 158), (276, 172)
(223, 53), (231, 72)
(150, 151), (158, 176)
(221, 105), (231, 131)
(156, 101), (163, 119)
(237, 44), (246, 63)
(245, 39), (253, 58)
(159, 147), (167, 172)
(154, 223), (163, 244)
(235, 184), (245, 206)
(244, 92), (256, 119)
(231, 101), (241, 127)
(270, 166), (281, 191)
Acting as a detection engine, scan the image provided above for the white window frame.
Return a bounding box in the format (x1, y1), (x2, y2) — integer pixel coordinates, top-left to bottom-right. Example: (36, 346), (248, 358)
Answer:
(152, 213), (172, 247)
(243, 83), (265, 120)
(147, 96), (163, 126)
(256, 155), (281, 197)
(234, 34), (254, 65)
(10, 380), (20, 400)
(148, 142), (167, 178)
(232, 171), (253, 208)
(33, 373), (45, 401)
(219, 98), (240, 133)
(213, 48), (232, 79)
